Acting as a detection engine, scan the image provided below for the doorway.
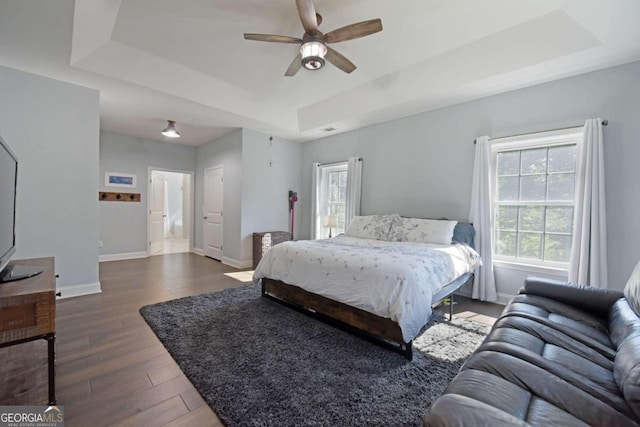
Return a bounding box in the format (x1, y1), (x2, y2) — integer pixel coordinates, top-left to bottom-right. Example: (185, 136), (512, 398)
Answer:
(148, 169), (193, 256)
(203, 166), (223, 260)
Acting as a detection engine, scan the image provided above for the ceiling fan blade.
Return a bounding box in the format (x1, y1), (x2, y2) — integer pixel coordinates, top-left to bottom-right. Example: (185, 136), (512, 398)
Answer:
(325, 47), (356, 74)
(324, 19), (383, 44)
(285, 53), (303, 77)
(244, 33), (302, 44)
(296, 0), (320, 36)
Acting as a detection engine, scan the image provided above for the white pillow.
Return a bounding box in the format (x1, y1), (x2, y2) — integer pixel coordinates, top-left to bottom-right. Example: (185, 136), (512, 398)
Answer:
(624, 259), (640, 317)
(345, 214), (399, 241)
(388, 217), (458, 245)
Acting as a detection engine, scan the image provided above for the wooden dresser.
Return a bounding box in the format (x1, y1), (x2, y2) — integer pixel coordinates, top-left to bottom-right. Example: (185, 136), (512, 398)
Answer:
(0, 257), (56, 405)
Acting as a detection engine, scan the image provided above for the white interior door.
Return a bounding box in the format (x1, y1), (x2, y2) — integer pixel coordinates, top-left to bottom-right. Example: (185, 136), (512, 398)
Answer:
(204, 167), (223, 260)
(150, 171), (166, 255)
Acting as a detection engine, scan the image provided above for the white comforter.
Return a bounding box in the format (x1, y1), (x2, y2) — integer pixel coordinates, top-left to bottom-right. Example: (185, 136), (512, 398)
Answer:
(253, 235), (481, 342)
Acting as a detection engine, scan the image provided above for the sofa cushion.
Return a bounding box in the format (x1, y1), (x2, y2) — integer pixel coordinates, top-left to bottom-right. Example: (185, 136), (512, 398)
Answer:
(541, 344), (619, 395)
(502, 295), (613, 353)
(624, 260), (640, 317)
(425, 394), (529, 427)
(478, 330), (620, 398)
(442, 369), (531, 419)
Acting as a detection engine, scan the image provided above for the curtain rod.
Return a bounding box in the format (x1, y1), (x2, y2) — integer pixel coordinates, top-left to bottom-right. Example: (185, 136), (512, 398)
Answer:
(316, 157), (363, 167)
(473, 119), (608, 144)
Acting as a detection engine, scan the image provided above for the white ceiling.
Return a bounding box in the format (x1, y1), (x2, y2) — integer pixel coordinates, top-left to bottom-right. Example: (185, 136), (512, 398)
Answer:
(0, 0), (639, 146)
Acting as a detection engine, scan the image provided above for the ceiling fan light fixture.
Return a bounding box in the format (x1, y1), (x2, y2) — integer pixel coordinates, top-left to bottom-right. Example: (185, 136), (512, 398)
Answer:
(300, 41), (327, 71)
(161, 120), (181, 138)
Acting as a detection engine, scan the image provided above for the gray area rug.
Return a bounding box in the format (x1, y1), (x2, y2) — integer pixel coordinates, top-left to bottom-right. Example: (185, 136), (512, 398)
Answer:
(140, 284), (490, 427)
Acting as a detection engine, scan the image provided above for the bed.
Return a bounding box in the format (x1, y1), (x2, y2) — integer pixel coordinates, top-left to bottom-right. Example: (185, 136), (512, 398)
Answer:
(253, 216), (481, 359)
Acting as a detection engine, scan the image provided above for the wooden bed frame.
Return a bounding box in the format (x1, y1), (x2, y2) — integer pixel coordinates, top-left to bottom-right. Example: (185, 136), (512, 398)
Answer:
(261, 274), (473, 360)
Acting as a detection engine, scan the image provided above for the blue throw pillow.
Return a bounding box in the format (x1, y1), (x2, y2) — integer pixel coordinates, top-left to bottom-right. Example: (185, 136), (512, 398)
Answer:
(452, 223), (475, 248)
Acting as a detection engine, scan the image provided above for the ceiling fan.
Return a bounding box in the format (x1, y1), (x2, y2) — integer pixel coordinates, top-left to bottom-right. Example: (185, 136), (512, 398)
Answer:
(244, 0), (383, 76)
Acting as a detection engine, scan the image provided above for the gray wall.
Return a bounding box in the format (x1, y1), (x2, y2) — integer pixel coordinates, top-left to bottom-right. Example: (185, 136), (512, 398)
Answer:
(195, 129), (243, 261)
(300, 60), (640, 295)
(0, 65), (100, 294)
(240, 129), (302, 263)
(194, 129), (303, 266)
(99, 131), (196, 255)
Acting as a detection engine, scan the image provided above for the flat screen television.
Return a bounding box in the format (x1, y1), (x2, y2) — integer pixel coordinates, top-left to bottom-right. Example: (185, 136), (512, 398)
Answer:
(0, 134), (42, 282)
(0, 134), (17, 274)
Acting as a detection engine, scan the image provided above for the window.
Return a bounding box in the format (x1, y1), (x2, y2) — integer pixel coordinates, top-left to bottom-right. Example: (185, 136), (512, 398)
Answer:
(327, 169), (348, 232)
(315, 163), (348, 239)
(492, 129), (582, 269)
(312, 157), (362, 240)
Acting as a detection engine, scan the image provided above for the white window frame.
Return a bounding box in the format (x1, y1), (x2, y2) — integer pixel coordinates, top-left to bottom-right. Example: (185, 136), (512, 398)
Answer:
(490, 127), (583, 272)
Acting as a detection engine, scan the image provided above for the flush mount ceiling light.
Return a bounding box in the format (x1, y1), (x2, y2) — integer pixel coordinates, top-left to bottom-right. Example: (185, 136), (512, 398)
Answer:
(300, 40), (327, 71)
(161, 120), (180, 138)
(243, 0), (382, 76)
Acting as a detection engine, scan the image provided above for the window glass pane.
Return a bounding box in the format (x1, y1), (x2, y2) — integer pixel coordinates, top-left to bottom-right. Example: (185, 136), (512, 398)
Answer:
(336, 205), (345, 233)
(498, 176), (519, 201)
(329, 171), (339, 186)
(548, 145), (576, 173)
(518, 233), (542, 260)
(496, 231), (516, 256)
(339, 171), (347, 186)
(546, 207), (573, 233)
(521, 148), (547, 174)
(518, 206), (544, 232)
(545, 234), (571, 263)
(496, 206), (518, 230)
(497, 151), (520, 176)
(339, 186), (346, 201)
(547, 173), (575, 201)
(329, 187), (339, 202)
(520, 175), (546, 201)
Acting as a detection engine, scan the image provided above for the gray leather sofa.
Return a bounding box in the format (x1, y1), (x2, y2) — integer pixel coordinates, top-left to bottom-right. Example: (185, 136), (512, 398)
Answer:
(424, 276), (640, 426)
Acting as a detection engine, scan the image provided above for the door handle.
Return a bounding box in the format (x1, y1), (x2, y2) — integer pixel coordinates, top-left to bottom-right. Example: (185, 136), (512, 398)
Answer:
(204, 216), (208, 220)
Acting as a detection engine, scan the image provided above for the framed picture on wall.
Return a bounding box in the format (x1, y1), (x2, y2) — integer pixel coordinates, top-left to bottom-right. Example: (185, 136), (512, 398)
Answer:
(105, 172), (137, 188)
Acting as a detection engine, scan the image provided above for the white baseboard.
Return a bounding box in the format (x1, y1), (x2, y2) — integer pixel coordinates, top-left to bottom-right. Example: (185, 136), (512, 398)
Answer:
(497, 292), (516, 305)
(99, 251), (148, 262)
(222, 257), (252, 270)
(57, 281), (102, 299)
(456, 287), (511, 305)
(192, 247), (205, 256)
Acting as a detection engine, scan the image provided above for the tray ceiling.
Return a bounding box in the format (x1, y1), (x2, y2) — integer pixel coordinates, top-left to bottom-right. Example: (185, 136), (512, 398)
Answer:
(1, 0), (639, 145)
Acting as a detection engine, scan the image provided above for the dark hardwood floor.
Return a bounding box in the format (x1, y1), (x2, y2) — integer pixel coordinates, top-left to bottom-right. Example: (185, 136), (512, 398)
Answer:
(1, 253), (504, 426)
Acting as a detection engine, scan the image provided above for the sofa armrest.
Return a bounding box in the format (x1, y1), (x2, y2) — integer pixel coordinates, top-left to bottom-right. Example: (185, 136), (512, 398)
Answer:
(520, 277), (623, 317)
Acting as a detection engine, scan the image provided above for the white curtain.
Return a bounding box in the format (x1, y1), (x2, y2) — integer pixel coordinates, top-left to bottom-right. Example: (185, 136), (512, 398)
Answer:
(345, 157), (362, 231)
(310, 162), (321, 239)
(468, 136), (498, 301)
(569, 119), (607, 287)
